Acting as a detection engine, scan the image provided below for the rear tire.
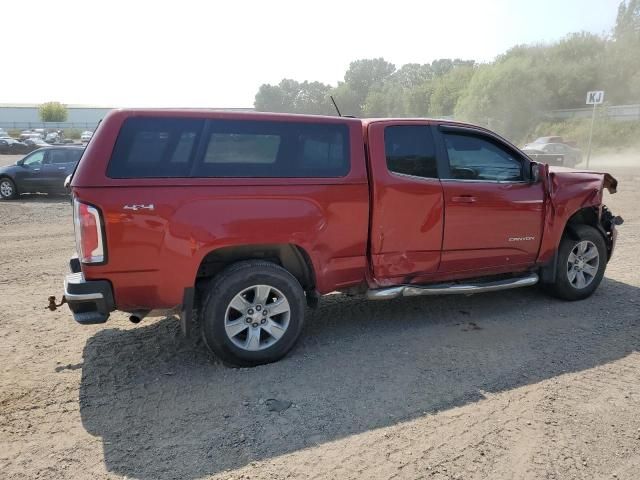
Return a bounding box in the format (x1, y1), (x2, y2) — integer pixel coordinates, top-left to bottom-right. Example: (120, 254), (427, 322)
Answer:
(0, 177), (17, 200)
(545, 224), (607, 301)
(200, 260), (306, 367)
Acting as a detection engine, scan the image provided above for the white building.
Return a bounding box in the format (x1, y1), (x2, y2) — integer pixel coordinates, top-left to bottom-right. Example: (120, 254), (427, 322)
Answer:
(0, 103), (113, 129)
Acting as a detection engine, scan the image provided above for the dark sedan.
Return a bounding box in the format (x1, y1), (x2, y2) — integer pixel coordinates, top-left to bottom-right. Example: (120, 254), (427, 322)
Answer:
(0, 138), (30, 155)
(521, 142), (582, 167)
(0, 146), (84, 199)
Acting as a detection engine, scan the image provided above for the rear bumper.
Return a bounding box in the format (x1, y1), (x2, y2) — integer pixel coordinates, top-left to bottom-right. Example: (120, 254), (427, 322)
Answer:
(65, 256), (115, 324)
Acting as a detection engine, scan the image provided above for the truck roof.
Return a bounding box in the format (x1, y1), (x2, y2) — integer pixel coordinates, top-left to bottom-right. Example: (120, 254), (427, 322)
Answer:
(103, 108), (481, 130)
(104, 108), (360, 124)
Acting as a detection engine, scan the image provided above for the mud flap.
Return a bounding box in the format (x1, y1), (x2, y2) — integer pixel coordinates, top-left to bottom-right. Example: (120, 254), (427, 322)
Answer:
(180, 287), (195, 337)
(539, 250), (558, 284)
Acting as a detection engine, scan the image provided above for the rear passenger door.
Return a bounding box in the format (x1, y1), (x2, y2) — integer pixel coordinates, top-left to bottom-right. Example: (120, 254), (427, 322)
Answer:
(367, 121), (445, 283)
(43, 149), (81, 191)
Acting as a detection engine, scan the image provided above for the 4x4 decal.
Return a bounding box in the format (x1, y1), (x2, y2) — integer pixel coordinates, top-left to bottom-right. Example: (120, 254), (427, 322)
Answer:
(123, 204), (154, 212)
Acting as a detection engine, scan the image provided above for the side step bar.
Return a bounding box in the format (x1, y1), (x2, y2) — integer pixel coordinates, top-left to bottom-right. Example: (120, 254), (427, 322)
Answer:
(366, 273), (539, 300)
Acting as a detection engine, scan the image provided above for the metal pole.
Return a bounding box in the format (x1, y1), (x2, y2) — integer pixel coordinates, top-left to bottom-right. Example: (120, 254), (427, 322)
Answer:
(586, 102), (596, 169)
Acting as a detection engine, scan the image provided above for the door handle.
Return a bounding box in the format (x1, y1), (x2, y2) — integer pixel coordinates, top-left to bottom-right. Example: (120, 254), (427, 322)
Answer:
(451, 195), (477, 203)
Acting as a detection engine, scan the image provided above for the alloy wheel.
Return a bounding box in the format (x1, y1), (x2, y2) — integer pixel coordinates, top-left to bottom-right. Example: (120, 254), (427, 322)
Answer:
(567, 240), (599, 289)
(224, 284), (291, 351)
(0, 180), (14, 198)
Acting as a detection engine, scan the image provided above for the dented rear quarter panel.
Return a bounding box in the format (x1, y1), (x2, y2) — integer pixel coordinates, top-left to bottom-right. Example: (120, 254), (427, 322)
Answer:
(72, 110), (370, 311)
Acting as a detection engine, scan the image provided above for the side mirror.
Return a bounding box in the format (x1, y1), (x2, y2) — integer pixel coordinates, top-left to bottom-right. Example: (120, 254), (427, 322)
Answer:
(16, 159), (24, 166)
(530, 162), (542, 183)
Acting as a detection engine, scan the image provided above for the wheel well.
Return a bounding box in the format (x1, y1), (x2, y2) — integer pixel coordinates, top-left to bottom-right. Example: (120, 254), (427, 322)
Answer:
(0, 175), (17, 191)
(541, 206), (604, 284)
(196, 243), (316, 292)
(564, 207), (600, 240)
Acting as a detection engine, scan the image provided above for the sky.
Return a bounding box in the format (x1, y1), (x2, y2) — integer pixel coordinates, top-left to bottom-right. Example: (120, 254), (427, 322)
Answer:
(0, 0), (621, 108)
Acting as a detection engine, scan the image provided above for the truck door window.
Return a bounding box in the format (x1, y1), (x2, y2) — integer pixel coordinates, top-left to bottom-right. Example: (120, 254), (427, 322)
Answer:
(443, 133), (523, 182)
(384, 125), (437, 179)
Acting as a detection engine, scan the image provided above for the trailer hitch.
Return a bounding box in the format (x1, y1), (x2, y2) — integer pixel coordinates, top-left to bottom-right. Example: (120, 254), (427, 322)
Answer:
(47, 295), (66, 311)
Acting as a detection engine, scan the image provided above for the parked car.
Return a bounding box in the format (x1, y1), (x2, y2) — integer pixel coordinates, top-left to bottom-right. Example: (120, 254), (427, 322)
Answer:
(80, 130), (93, 143)
(23, 137), (50, 148)
(522, 142), (582, 167)
(0, 138), (30, 154)
(527, 136), (564, 145)
(60, 110), (622, 366)
(19, 130), (43, 140)
(0, 146), (84, 199)
(45, 131), (61, 144)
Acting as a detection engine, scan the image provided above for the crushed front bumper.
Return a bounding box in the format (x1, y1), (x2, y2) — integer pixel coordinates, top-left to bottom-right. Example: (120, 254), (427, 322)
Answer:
(601, 206), (623, 260)
(65, 256), (114, 325)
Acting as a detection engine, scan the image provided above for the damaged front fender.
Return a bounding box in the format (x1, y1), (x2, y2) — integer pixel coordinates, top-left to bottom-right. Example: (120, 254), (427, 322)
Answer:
(603, 173), (618, 194)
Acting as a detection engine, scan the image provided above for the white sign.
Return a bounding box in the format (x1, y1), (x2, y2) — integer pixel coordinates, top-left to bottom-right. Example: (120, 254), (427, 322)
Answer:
(586, 90), (604, 105)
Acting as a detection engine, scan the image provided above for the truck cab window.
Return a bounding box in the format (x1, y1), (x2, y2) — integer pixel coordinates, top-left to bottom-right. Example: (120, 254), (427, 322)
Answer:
(444, 133), (523, 181)
(384, 126), (437, 179)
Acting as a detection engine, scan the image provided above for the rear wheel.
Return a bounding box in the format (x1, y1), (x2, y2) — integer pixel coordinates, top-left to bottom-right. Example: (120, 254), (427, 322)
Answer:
(545, 225), (607, 300)
(0, 178), (17, 200)
(200, 260), (306, 367)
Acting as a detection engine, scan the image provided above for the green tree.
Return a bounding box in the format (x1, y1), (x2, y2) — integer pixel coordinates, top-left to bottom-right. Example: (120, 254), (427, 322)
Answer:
(343, 58), (396, 113)
(543, 33), (608, 108)
(363, 63), (433, 117)
(392, 63), (433, 89)
(429, 65), (476, 117)
(38, 102), (68, 122)
(614, 0), (640, 41)
(608, 0), (640, 102)
(254, 79), (334, 115)
(330, 82), (364, 116)
(254, 1), (640, 137)
(455, 57), (548, 141)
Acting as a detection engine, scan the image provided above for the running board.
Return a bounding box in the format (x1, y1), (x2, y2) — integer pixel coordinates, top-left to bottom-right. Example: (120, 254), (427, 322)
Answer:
(366, 273), (539, 300)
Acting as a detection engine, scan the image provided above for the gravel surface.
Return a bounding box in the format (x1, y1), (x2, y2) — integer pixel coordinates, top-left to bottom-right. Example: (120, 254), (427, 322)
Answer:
(0, 153), (639, 479)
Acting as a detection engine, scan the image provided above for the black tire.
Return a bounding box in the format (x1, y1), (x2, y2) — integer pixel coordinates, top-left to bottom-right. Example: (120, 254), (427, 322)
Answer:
(200, 260), (306, 367)
(545, 224), (607, 301)
(0, 177), (18, 200)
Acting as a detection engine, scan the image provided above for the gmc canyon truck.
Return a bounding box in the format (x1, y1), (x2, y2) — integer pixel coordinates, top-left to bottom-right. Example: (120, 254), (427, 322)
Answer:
(61, 110), (622, 366)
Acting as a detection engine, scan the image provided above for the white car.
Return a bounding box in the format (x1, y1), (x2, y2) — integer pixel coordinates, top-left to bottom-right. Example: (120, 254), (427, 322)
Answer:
(81, 131), (93, 143)
(45, 132), (60, 143)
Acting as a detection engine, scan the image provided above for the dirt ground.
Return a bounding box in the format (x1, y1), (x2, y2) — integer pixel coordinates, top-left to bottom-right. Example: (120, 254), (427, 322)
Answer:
(0, 152), (639, 480)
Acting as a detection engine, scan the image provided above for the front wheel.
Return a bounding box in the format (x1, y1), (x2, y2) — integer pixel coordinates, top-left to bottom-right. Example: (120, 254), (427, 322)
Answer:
(200, 260), (306, 367)
(545, 225), (607, 300)
(0, 178), (18, 200)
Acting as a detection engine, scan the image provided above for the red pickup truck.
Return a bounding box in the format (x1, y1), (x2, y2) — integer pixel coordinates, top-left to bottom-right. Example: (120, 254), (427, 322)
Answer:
(63, 109), (622, 366)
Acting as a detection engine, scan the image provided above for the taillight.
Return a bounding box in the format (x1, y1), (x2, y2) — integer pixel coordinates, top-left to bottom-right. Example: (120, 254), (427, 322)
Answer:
(73, 198), (105, 264)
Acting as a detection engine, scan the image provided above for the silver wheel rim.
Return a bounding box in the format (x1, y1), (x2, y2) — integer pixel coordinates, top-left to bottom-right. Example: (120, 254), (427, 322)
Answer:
(224, 284), (291, 351)
(567, 240), (599, 289)
(0, 180), (13, 197)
